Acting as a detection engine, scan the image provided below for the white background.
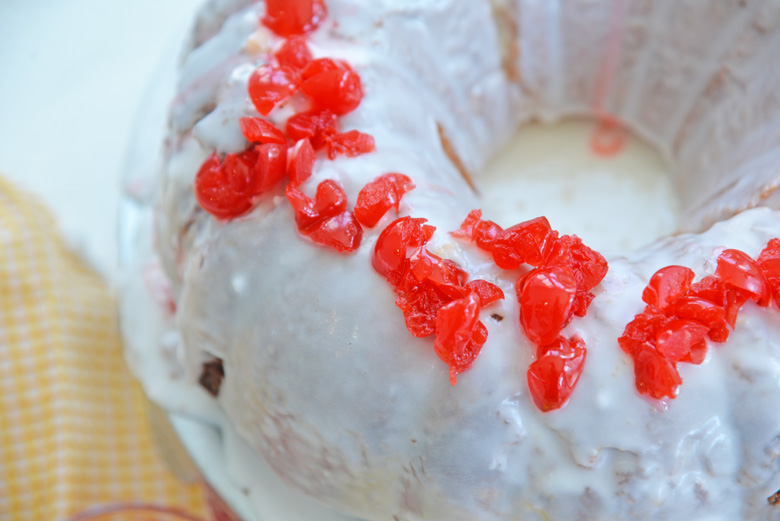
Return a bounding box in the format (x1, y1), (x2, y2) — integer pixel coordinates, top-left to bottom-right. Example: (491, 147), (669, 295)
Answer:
(0, 0), (202, 280)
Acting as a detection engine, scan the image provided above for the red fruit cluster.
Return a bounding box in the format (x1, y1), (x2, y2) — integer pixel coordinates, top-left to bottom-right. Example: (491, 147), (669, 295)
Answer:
(373, 217), (505, 384)
(453, 210), (609, 411)
(194, 0), (385, 254)
(285, 180), (362, 252)
(619, 241), (780, 400)
(194, 146), (286, 219)
(262, 0), (327, 37)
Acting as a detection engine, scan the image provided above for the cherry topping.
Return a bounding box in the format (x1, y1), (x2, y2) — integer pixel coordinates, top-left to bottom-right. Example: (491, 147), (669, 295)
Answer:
(396, 251), (468, 337)
(641, 265), (695, 311)
(633, 343), (681, 400)
(655, 319), (709, 363)
(239, 116), (287, 145)
(372, 217), (435, 287)
(434, 293), (487, 385)
(327, 130), (376, 159)
(274, 37), (313, 70)
(194, 153), (254, 219)
(670, 296), (729, 342)
(758, 238), (780, 307)
(248, 65), (300, 116)
(300, 58), (363, 115)
(491, 217), (557, 269)
(354, 173), (415, 228)
(285, 180), (362, 252)
(451, 210), (483, 241)
(286, 138), (316, 186)
(253, 143), (288, 194)
(286, 109), (339, 150)
(262, 0), (327, 37)
(527, 335), (587, 411)
(464, 279), (505, 307)
(518, 266), (577, 345)
(618, 305), (670, 357)
(194, 145), (287, 220)
(716, 249), (771, 307)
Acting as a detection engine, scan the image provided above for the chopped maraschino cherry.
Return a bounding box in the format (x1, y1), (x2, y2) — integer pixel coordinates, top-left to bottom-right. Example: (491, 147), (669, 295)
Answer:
(248, 65), (300, 116)
(372, 217), (435, 287)
(300, 58), (363, 115)
(355, 173), (415, 228)
(286, 138), (316, 186)
(262, 0), (327, 37)
(274, 37), (313, 70)
(671, 296), (729, 342)
(655, 319), (709, 363)
(641, 265), (695, 311)
(464, 279), (504, 307)
(285, 180), (362, 252)
(434, 293), (487, 385)
(491, 216), (558, 269)
(758, 238), (780, 307)
(517, 266), (577, 345)
(239, 117), (287, 145)
(194, 145), (287, 219)
(716, 249), (771, 307)
(286, 109), (339, 149)
(527, 335), (587, 411)
(632, 343), (681, 400)
(618, 305), (670, 357)
(327, 130), (375, 159)
(194, 153), (254, 219)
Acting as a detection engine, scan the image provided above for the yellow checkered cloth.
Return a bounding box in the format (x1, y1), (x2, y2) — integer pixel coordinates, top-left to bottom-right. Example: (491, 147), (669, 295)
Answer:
(0, 176), (208, 520)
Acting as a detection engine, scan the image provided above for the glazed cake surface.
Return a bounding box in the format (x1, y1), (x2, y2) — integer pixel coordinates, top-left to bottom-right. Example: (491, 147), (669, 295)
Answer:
(122, 1), (780, 520)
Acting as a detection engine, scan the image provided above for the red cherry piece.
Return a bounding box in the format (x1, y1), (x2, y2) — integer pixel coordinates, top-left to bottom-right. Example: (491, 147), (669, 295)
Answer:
(527, 335), (587, 411)
(465, 279), (505, 307)
(327, 130), (375, 159)
(355, 173), (415, 228)
(547, 235), (609, 292)
(286, 109), (339, 150)
(248, 65), (300, 116)
(372, 217), (435, 287)
(239, 117), (287, 145)
(301, 58), (343, 81)
(253, 143), (288, 194)
(572, 290), (596, 317)
(491, 216), (557, 269)
(618, 305), (670, 357)
(451, 209), (483, 241)
(682, 340), (707, 365)
(433, 293), (487, 385)
(671, 296), (729, 343)
(518, 266), (577, 345)
(300, 60), (363, 115)
(475, 220), (503, 251)
(274, 37), (313, 70)
(194, 153), (254, 219)
(758, 238), (780, 307)
(307, 211), (363, 253)
(655, 319), (709, 363)
(641, 265), (695, 311)
(717, 248), (771, 307)
(286, 139), (316, 186)
(285, 180), (361, 253)
(262, 0), (327, 37)
(633, 343), (681, 400)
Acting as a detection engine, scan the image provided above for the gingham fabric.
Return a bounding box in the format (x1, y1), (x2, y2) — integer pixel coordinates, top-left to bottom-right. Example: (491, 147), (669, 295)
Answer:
(0, 176), (208, 520)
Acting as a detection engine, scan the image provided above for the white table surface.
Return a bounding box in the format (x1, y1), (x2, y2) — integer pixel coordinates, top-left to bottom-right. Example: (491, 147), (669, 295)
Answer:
(0, 0), (202, 281)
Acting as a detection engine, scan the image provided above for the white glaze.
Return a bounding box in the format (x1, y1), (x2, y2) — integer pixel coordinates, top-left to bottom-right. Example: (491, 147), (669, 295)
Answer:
(120, 1), (780, 520)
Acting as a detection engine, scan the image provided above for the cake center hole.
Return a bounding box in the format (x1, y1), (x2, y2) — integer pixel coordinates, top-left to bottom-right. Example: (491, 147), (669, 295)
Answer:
(479, 119), (680, 251)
